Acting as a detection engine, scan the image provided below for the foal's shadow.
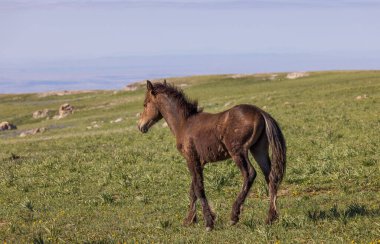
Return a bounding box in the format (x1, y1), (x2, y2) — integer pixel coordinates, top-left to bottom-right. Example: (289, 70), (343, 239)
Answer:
(306, 203), (380, 223)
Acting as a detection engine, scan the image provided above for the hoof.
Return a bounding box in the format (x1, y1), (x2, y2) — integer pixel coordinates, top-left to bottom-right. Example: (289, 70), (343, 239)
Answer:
(183, 216), (197, 226)
(265, 214), (279, 225)
(230, 220), (238, 226)
(205, 226), (213, 232)
(211, 212), (217, 221)
(265, 219), (273, 225)
(183, 214), (198, 226)
(230, 215), (239, 226)
(183, 221), (191, 227)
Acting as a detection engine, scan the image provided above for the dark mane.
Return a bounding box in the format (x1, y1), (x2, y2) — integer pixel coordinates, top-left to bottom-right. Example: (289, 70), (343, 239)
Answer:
(153, 82), (202, 118)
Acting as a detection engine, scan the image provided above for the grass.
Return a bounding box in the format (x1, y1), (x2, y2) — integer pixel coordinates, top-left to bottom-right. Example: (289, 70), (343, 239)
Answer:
(0, 70), (379, 243)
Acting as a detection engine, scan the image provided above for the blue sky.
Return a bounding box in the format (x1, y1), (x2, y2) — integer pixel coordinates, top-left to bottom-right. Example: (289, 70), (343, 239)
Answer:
(0, 0), (380, 92)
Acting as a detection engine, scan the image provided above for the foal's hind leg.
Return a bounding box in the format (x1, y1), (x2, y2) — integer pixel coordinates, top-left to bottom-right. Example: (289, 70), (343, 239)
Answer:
(183, 182), (198, 226)
(230, 152), (257, 225)
(251, 136), (278, 224)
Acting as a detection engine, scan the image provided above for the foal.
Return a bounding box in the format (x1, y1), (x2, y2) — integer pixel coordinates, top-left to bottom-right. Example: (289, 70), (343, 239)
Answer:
(138, 80), (286, 231)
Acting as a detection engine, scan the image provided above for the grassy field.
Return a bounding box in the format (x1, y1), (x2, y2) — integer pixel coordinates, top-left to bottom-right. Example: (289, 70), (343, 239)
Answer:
(0, 71), (379, 243)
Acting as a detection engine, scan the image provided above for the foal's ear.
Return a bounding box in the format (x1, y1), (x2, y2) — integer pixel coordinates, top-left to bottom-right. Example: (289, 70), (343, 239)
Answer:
(146, 80), (156, 96)
(147, 80), (153, 91)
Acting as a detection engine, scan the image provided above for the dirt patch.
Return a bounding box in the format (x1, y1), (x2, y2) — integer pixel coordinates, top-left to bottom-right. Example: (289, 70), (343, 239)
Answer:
(0, 220), (8, 227)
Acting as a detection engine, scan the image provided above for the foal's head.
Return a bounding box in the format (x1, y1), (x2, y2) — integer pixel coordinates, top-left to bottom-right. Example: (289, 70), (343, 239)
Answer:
(137, 80), (163, 133)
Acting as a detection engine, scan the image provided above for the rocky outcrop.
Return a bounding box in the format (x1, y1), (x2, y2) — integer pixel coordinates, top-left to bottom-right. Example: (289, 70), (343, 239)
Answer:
(37, 90), (94, 98)
(32, 109), (53, 119)
(125, 84), (138, 91)
(229, 74), (254, 79)
(0, 121), (17, 131)
(286, 72), (309, 79)
(110, 118), (123, 123)
(86, 121), (103, 129)
(53, 103), (74, 119)
(19, 127), (46, 137)
(60, 103), (74, 116)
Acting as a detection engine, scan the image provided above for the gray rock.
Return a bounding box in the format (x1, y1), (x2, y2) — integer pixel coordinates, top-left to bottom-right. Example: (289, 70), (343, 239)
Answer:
(54, 103), (74, 119)
(32, 109), (53, 119)
(19, 127), (46, 137)
(0, 121), (17, 131)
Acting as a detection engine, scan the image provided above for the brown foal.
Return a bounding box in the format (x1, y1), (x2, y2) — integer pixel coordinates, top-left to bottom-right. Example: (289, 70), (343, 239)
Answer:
(138, 80), (286, 231)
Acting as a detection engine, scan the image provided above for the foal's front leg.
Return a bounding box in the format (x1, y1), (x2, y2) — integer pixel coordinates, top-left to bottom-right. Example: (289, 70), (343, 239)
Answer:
(187, 160), (215, 230)
(183, 181), (198, 226)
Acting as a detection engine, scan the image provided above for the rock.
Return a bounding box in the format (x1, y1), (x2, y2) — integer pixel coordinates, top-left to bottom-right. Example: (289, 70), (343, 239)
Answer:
(224, 102), (232, 107)
(355, 94), (368, 100)
(37, 90), (94, 98)
(32, 109), (53, 119)
(286, 72), (309, 79)
(162, 122), (168, 128)
(87, 121), (103, 129)
(0, 121), (17, 131)
(229, 74), (253, 79)
(19, 127), (46, 137)
(59, 103), (74, 116)
(125, 85), (138, 91)
(110, 118), (123, 123)
(54, 103), (74, 119)
(269, 74), (278, 80)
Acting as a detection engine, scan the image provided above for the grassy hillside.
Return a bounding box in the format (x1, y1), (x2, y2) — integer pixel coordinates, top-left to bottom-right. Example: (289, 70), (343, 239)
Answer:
(0, 71), (379, 243)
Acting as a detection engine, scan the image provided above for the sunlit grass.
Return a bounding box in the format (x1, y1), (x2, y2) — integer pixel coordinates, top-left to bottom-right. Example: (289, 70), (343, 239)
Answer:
(0, 70), (379, 242)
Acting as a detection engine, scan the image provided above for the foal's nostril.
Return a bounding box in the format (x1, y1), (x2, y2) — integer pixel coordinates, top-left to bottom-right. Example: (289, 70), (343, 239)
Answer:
(141, 126), (148, 133)
(137, 123), (148, 133)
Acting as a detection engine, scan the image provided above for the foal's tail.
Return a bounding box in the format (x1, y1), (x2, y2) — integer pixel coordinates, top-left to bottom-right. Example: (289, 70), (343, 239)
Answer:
(261, 111), (287, 190)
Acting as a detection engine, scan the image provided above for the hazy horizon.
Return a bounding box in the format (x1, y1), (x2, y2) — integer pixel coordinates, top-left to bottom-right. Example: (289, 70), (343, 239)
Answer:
(1, 0), (380, 93)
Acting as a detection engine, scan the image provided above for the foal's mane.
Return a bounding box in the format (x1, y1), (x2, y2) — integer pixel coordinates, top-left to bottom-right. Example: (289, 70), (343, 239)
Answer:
(153, 82), (202, 118)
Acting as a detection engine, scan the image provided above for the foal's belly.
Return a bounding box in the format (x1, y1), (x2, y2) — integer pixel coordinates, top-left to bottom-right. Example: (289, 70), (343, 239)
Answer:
(194, 137), (230, 163)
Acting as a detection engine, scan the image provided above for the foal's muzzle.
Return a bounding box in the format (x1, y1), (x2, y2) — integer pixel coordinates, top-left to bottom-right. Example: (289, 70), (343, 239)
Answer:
(138, 119), (158, 133)
(138, 124), (148, 133)
(138, 119), (154, 133)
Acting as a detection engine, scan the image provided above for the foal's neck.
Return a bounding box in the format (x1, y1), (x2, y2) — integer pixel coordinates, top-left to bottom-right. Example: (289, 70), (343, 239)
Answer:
(158, 95), (188, 137)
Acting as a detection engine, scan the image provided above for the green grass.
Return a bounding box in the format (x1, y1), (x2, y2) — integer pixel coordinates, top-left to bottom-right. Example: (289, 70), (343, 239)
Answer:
(1, 70), (379, 243)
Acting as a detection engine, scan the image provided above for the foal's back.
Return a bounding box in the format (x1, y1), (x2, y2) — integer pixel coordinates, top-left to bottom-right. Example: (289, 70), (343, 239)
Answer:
(183, 104), (265, 163)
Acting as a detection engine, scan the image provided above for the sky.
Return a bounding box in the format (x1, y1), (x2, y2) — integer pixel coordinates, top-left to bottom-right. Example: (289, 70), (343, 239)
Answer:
(1, 0), (380, 92)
